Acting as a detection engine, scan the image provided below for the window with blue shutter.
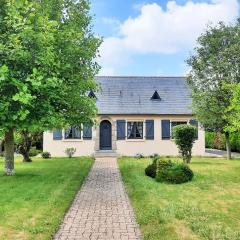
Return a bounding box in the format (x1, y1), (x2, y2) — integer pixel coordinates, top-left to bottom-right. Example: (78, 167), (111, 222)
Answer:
(189, 119), (198, 139)
(146, 120), (154, 140)
(117, 120), (126, 140)
(83, 125), (92, 140)
(53, 130), (62, 140)
(162, 120), (170, 140)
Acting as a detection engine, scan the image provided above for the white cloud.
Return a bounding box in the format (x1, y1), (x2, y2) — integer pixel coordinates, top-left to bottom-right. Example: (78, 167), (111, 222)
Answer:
(99, 0), (239, 75)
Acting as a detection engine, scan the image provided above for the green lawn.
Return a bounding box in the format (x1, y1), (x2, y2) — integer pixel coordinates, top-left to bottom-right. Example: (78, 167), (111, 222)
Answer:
(0, 156), (93, 240)
(119, 157), (240, 240)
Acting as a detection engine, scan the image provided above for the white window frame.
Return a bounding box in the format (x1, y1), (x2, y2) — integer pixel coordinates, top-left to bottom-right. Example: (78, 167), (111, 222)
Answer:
(124, 119), (145, 141)
(63, 126), (83, 142)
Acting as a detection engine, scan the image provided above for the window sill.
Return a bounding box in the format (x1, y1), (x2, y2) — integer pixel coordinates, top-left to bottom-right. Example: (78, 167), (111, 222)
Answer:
(62, 139), (83, 142)
(126, 139), (145, 142)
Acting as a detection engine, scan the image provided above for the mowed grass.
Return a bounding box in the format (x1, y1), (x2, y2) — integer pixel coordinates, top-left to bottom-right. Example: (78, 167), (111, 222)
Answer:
(119, 157), (240, 240)
(0, 156), (93, 240)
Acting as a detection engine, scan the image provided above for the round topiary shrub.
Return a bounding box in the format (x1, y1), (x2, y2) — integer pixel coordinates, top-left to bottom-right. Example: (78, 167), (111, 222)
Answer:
(145, 156), (161, 178)
(155, 159), (173, 182)
(156, 159), (194, 184)
(172, 124), (196, 164)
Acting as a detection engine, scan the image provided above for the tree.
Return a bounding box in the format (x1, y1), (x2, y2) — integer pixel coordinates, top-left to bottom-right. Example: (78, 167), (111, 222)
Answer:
(0, 138), (3, 156)
(15, 131), (42, 162)
(0, 0), (101, 175)
(227, 84), (240, 132)
(187, 19), (240, 160)
(172, 125), (196, 164)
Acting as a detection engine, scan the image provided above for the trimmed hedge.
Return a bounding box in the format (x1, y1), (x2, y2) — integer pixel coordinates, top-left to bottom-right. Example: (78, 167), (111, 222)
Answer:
(205, 131), (240, 152)
(156, 159), (194, 184)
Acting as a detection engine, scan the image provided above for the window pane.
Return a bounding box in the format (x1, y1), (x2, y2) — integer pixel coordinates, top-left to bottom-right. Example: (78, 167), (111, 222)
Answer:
(65, 127), (81, 139)
(127, 122), (143, 139)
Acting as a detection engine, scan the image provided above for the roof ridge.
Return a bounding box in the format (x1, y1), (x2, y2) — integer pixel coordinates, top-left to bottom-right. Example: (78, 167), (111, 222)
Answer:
(96, 76), (186, 79)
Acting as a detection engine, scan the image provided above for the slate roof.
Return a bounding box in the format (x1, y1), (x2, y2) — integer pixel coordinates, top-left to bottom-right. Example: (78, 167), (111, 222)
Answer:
(95, 76), (192, 115)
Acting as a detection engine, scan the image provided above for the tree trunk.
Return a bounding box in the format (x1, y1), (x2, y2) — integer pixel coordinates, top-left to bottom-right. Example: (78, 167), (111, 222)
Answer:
(4, 129), (15, 176)
(19, 131), (32, 163)
(225, 132), (231, 160)
(0, 139), (3, 155)
(22, 151), (32, 162)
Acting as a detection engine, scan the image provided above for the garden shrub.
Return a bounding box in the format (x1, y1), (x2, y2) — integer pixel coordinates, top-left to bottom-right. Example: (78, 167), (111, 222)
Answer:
(213, 132), (226, 150)
(156, 159), (194, 184)
(205, 131), (215, 149)
(135, 153), (144, 159)
(145, 156), (160, 178)
(150, 153), (160, 159)
(205, 131), (240, 152)
(230, 132), (240, 152)
(65, 148), (76, 158)
(29, 147), (42, 157)
(172, 125), (196, 163)
(42, 152), (51, 159)
(155, 159), (173, 182)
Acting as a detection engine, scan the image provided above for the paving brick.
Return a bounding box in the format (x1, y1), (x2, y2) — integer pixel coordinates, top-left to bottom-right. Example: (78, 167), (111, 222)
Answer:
(54, 157), (141, 240)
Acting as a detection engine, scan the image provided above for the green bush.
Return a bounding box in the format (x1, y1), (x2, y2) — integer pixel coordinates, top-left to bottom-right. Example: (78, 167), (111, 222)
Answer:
(29, 147), (42, 157)
(150, 153), (160, 159)
(135, 153), (144, 159)
(173, 125), (196, 163)
(156, 159), (194, 184)
(145, 156), (160, 178)
(155, 159), (174, 182)
(42, 152), (51, 159)
(205, 131), (240, 152)
(145, 163), (156, 178)
(205, 131), (215, 149)
(230, 132), (240, 152)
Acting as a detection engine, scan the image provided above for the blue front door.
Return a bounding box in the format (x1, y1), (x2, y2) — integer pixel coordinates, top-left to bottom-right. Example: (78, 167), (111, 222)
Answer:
(100, 120), (112, 150)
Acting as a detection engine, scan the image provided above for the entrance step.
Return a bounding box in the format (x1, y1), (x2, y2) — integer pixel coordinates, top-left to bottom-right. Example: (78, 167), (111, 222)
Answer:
(94, 150), (119, 158)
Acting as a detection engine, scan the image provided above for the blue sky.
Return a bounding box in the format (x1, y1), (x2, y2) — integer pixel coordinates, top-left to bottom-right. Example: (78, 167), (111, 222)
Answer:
(91, 0), (239, 76)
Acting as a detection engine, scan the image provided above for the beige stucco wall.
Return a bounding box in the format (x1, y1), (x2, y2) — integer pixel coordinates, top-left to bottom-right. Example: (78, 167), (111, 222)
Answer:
(43, 115), (205, 157)
(43, 129), (96, 157)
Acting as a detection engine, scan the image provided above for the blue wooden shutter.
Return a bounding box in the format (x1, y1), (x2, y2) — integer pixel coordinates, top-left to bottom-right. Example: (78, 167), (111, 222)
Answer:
(162, 120), (170, 140)
(146, 120), (154, 140)
(74, 127), (81, 139)
(53, 130), (62, 140)
(189, 119), (198, 139)
(117, 120), (126, 140)
(83, 125), (92, 140)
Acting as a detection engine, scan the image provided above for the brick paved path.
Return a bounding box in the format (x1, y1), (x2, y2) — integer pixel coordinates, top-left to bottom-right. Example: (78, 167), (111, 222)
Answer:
(54, 157), (141, 240)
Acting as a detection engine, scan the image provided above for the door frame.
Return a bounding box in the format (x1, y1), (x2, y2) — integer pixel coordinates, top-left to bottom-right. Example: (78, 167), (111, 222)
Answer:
(100, 120), (112, 150)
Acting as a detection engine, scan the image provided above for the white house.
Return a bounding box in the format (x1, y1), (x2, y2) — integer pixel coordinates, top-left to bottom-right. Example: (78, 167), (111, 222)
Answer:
(43, 76), (205, 157)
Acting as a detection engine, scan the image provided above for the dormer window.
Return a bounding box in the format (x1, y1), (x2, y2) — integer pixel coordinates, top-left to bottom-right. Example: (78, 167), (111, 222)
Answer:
(151, 90), (161, 101)
(88, 90), (96, 98)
